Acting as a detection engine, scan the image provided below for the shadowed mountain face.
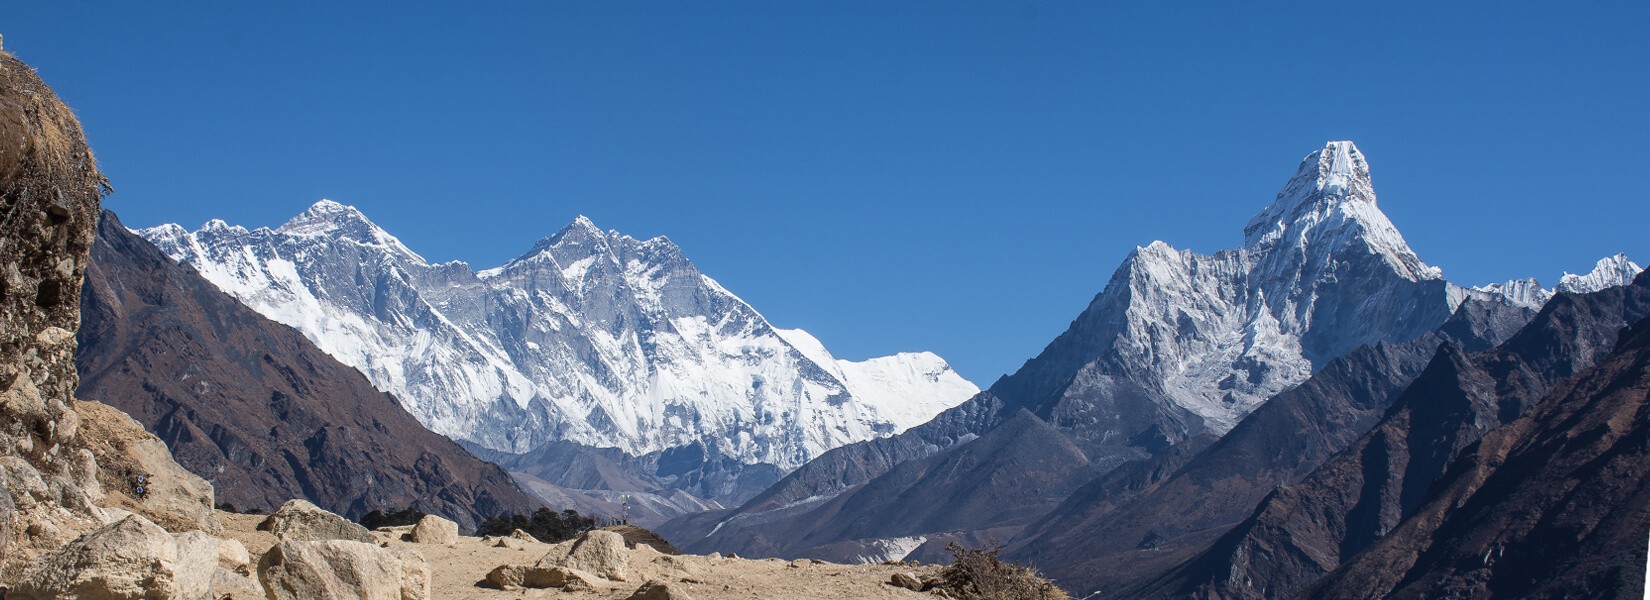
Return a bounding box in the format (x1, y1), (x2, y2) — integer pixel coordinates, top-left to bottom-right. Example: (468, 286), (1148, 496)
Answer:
(1126, 271), (1650, 599)
(1310, 311), (1650, 599)
(76, 211), (542, 531)
(1001, 297), (1536, 595)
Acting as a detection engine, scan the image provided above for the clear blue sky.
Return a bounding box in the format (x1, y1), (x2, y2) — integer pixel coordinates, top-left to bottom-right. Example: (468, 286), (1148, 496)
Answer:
(8, 3), (1647, 386)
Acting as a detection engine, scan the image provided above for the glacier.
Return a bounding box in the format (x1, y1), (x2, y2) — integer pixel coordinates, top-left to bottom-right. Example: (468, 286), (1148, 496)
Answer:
(140, 202), (978, 474)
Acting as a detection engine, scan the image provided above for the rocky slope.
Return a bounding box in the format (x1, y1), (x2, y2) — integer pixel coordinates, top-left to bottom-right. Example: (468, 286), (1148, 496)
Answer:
(1131, 270), (1650, 599)
(76, 210), (543, 530)
(1309, 310), (1650, 598)
(141, 202), (978, 504)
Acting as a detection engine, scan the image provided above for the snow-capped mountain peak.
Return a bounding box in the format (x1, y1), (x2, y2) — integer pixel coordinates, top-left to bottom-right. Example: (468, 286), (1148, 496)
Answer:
(1472, 254), (1641, 309)
(1556, 253), (1642, 294)
(275, 199), (426, 262)
(1243, 141), (1439, 283)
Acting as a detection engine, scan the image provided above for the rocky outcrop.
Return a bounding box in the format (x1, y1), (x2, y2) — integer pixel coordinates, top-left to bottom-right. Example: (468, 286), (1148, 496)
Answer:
(6, 514), (216, 600)
(258, 539), (431, 600)
(0, 44), (219, 582)
(258, 499), (375, 543)
(77, 211), (542, 529)
(628, 580), (696, 600)
(72, 400), (219, 535)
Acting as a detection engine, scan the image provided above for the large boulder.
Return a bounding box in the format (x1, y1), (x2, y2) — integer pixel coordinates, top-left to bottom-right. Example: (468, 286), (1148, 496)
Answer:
(627, 580), (695, 600)
(482, 564), (596, 590)
(257, 499), (374, 543)
(536, 529), (630, 581)
(258, 539), (429, 600)
(408, 514), (457, 545)
(6, 514), (216, 600)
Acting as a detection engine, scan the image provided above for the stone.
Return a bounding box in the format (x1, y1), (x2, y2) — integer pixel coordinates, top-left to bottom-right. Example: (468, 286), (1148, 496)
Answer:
(483, 564), (597, 590)
(627, 579), (696, 600)
(208, 567), (263, 600)
(217, 537), (252, 575)
(258, 539), (429, 600)
(257, 499), (374, 543)
(7, 514), (216, 600)
(889, 571), (924, 591)
(508, 528), (538, 541)
(409, 514), (458, 545)
(537, 529), (630, 581)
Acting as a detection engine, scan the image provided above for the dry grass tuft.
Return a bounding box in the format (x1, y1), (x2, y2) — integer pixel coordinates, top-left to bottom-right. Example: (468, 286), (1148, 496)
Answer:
(933, 542), (1071, 600)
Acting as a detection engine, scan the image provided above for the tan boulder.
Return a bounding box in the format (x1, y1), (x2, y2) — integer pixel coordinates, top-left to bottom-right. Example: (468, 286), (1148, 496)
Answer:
(257, 499), (374, 543)
(483, 564), (597, 590)
(889, 571), (925, 591)
(627, 579), (696, 600)
(7, 514), (216, 600)
(536, 529), (630, 581)
(258, 539), (430, 600)
(408, 513), (458, 545)
(217, 537), (252, 574)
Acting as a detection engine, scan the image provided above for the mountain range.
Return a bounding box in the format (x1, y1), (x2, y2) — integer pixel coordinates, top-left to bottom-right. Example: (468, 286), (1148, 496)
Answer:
(656, 141), (1644, 581)
(139, 202), (977, 505)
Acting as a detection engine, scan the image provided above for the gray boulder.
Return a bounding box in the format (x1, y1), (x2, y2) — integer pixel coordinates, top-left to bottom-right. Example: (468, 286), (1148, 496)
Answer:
(7, 514), (216, 600)
(257, 499), (374, 543)
(258, 539), (429, 600)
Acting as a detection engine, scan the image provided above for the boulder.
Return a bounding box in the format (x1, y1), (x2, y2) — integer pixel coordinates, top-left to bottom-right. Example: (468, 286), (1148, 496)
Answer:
(258, 539), (429, 600)
(627, 579), (695, 600)
(508, 528), (538, 541)
(217, 537), (252, 575)
(889, 571), (924, 591)
(208, 568), (263, 600)
(536, 529), (630, 581)
(408, 514), (457, 545)
(483, 564), (597, 590)
(257, 499), (374, 543)
(7, 514), (216, 600)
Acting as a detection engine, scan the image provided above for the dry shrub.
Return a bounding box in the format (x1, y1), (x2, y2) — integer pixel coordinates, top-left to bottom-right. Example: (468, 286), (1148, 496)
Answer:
(935, 542), (1071, 600)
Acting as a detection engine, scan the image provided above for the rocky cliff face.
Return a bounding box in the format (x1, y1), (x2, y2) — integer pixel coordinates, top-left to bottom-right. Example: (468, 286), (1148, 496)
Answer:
(0, 46), (219, 581)
(76, 211), (544, 530)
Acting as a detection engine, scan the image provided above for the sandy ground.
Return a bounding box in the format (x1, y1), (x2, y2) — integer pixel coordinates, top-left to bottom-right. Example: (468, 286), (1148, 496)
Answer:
(218, 511), (942, 599)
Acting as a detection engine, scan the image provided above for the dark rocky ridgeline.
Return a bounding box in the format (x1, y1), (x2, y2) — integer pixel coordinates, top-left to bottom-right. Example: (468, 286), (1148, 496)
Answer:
(77, 210), (543, 531)
(1001, 297), (1533, 596)
(1131, 271), (1650, 599)
(1310, 310), (1650, 599)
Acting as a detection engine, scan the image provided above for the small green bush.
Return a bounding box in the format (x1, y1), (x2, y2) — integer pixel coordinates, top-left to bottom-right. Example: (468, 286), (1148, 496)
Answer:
(935, 542), (1071, 600)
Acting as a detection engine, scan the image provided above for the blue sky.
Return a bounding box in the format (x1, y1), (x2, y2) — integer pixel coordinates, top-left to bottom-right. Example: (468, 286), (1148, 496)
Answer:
(8, 3), (1647, 385)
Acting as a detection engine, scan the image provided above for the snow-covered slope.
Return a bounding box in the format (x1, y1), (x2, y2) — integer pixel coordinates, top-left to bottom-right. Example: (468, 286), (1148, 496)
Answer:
(141, 202), (978, 475)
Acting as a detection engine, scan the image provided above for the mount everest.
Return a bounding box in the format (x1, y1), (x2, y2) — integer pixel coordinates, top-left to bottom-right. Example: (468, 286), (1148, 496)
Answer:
(139, 202), (978, 503)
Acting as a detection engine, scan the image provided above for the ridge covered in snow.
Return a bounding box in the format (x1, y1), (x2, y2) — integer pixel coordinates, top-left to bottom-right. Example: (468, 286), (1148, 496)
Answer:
(1472, 253), (1641, 310)
(141, 204), (979, 476)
